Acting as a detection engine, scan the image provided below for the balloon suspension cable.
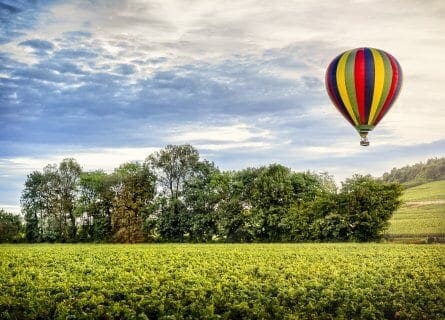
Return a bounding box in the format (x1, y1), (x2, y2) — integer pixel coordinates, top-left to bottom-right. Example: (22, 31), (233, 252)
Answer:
(359, 131), (370, 147)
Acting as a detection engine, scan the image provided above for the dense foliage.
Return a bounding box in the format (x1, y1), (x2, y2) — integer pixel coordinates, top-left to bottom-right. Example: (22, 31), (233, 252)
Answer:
(21, 159), (81, 243)
(0, 209), (22, 243)
(15, 145), (403, 243)
(1, 244), (443, 319)
(381, 157), (445, 187)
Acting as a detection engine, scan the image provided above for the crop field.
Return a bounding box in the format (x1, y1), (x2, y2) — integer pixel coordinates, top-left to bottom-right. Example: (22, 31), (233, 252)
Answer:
(387, 203), (445, 235)
(387, 180), (445, 236)
(401, 180), (445, 202)
(1, 244), (444, 319)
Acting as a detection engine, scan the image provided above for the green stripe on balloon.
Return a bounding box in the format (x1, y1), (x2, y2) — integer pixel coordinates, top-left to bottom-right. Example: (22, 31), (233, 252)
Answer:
(345, 49), (360, 124)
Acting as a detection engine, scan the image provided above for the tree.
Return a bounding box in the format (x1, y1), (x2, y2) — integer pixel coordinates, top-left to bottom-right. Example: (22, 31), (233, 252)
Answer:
(21, 159), (82, 242)
(155, 197), (189, 242)
(280, 171), (338, 241)
(0, 209), (23, 242)
(40, 164), (62, 242)
(183, 160), (222, 242)
(251, 164), (294, 241)
(217, 169), (260, 242)
(284, 174), (401, 242)
(147, 145), (199, 241)
(303, 193), (345, 241)
(21, 166), (61, 242)
(337, 175), (403, 241)
(111, 162), (156, 243)
(147, 145), (199, 199)
(290, 171), (336, 206)
(21, 171), (45, 242)
(58, 158), (82, 241)
(77, 170), (114, 241)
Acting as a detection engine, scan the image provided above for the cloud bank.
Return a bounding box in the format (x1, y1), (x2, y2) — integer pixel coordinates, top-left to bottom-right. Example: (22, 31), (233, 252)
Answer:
(1, 0), (444, 213)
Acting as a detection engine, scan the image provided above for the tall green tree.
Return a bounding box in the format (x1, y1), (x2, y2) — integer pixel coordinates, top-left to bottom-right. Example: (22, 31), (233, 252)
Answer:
(147, 145), (199, 199)
(251, 164), (294, 241)
(21, 171), (45, 242)
(21, 160), (82, 242)
(183, 160), (222, 242)
(41, 164), (62, 241)
(147, 145), (199, 241)
(77, 170), (114, 241)
(21, 165), (61, 242)
(58, 158), (82, 242)
(217, 169), (261, 242)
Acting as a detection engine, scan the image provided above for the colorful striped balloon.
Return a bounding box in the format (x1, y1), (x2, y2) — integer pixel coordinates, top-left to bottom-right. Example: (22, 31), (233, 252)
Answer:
(325, 47), (402, 146)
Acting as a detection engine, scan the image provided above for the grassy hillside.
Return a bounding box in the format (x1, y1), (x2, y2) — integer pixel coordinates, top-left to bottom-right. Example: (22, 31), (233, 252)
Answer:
(387, 180), (445, 236)
(401, 180), (445, 202)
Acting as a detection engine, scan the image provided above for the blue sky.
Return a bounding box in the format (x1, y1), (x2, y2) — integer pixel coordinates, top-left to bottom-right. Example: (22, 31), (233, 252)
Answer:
(1, 0), (444, 213)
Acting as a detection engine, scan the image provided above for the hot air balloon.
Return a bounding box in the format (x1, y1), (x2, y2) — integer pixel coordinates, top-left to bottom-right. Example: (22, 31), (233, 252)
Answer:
(325, 47), (402, 146)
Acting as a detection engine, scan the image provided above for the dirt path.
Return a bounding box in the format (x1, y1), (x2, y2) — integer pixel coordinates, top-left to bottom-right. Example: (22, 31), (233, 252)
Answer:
(405, 200), (445, 206)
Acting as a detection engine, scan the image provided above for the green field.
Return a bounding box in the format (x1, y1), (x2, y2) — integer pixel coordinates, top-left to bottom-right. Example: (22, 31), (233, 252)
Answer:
(401, 180), (445, 202)
(387, 180), (445, 236)
(388, 203), (445, 235)
(1, 244), (444, 319)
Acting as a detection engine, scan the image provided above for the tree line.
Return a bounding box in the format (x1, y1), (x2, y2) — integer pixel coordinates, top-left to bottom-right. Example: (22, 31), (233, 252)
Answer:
(1, 145), (403, 243)
(381, 157), (445, 188)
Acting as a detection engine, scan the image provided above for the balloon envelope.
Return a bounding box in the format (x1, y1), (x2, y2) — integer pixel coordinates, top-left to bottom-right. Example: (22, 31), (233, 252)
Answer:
(325, 47), (402, 146)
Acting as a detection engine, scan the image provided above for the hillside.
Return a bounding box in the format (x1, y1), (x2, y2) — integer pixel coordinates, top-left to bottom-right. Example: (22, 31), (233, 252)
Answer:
(401, 180), (445, 202)
(381, 157), (445, 187)
(387, 180), (445, 237)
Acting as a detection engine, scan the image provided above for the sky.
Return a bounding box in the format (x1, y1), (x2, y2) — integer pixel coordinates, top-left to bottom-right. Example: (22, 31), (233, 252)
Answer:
(1, 0), (444, 214)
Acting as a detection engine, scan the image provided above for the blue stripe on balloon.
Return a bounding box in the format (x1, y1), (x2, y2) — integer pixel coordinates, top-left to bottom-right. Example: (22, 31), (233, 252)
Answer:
(364, 48), (375, 124)
(328, 54), (353, 124)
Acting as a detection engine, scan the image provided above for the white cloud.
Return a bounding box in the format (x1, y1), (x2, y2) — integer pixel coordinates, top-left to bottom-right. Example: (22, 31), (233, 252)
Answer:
(0, 205), (21, 215)
(0, 147), (159, 176)
(198, 141), (271, 151)
(169, 122), (272, 144)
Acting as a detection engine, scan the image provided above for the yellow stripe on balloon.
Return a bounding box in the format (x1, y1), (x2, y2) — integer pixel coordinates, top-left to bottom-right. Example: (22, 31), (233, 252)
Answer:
(370, 52), (392, 125)
(368, 48), (385, 125)
(336, 51), (359, 125)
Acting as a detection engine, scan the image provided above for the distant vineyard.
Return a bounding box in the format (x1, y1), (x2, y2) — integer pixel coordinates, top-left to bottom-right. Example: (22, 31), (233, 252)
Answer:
(1, 244), (444, 319)
(401, 180), (445, 202)
(387, 180), (445, 238)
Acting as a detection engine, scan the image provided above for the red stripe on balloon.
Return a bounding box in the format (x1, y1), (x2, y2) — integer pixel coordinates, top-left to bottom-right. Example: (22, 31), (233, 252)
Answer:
(375, 54), (400, 125)
(354, 48), (366, 124)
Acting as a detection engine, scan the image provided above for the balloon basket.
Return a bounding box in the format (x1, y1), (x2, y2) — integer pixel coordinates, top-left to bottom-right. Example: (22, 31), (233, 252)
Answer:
(360, 136), (370, 146)
(358, 128), (372, 147)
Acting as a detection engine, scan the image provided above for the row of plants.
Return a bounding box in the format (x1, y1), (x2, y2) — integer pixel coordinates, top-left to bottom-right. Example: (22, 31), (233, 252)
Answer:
(1, 243), (443, 319)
